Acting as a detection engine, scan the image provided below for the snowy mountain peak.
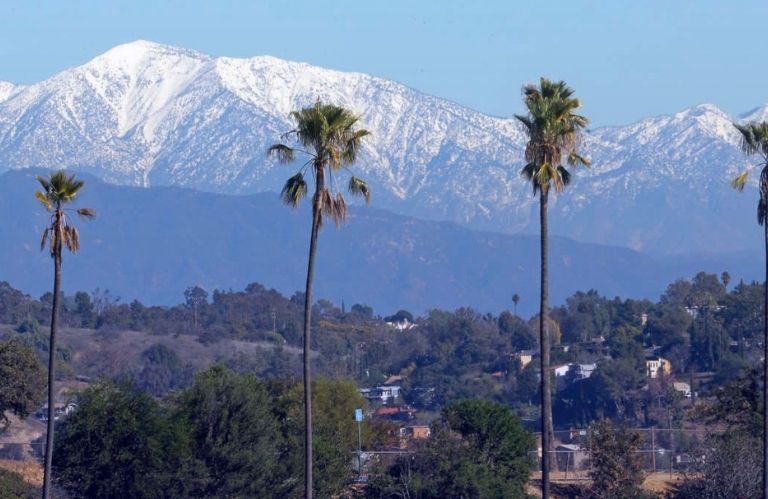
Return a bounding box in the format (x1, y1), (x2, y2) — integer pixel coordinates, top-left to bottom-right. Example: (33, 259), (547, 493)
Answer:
(741, 104), (768, 124)
(89, 39), (210, 67)
(0, 81), (16, 103)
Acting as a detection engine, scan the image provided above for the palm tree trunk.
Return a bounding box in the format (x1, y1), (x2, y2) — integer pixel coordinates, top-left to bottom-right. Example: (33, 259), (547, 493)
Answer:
(302, 169), (325, 499)
(539, 190), (554, 499)
(42, 216), (62, 499)
(763, 219), (767, 499)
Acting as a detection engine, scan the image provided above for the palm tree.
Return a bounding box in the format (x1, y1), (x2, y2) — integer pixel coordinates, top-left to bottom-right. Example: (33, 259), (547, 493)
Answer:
(515, 78), (589, 499)
(512, 293), (520, 316)
(36, 171), (94, 499)
(731, 120), (768, 498)
(268, 102), (370, 498)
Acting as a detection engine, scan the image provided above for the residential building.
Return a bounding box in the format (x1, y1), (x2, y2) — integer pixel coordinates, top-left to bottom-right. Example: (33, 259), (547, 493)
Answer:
(646, 357), (672, 379)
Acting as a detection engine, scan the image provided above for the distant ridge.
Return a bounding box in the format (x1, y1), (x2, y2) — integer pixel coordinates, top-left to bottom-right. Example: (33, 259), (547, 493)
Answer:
(0, 170), (759, 316)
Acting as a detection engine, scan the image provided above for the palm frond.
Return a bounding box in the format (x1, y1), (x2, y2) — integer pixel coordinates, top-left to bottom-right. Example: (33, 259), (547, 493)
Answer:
(268, 144), (296, 164)
(348, 176), (371, 204)
(40, 228), (50, 252)
(281, 173), (308, 208)
(35, 191), (51, 210)
(77, 207), (96, 219)
(567, 152), (591, 167)
(63, 224), (80, 253)
(731, 170), (750, 191)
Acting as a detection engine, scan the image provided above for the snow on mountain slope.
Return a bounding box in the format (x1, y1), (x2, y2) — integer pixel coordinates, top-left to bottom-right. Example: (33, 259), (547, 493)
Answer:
(0, 40), (765, 254)
(0, 82), (17, 103)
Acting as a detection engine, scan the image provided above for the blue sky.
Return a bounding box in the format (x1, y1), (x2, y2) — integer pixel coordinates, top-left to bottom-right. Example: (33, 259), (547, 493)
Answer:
(0, 1), (765, 126)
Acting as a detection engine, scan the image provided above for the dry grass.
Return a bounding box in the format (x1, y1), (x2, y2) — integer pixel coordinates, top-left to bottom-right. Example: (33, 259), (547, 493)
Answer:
(0, 459), (43, 487)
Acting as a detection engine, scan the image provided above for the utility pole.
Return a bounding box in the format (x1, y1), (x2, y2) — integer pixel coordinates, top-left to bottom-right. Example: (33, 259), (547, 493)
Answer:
(355, 409), (363, 476)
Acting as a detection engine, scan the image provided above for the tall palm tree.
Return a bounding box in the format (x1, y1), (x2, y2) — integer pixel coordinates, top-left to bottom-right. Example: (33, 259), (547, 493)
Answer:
(268, 102), (370, 499)
(515, 78), (589, 499)
(512, 293), (520, 316)
(36, 171), (94, 499)
(731, 120), (768, 498)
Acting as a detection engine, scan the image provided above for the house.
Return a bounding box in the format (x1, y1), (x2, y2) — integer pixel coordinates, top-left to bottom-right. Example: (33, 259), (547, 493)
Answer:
(551, 364), (572, 377)
(359, 385), (401, 404)
(399, 425), (431, 447)
(646, 357), (672, 378)
(673, 381), (691, 398)
(574, 363), (596, 379)
(386, 318), (417, 331)
(512, 350), (537, 369)
(374, 405), (416, 421)
(36, 402), (77, 422)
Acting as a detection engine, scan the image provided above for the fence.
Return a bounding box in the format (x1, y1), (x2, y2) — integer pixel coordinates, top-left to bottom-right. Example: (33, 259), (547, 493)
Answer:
(0, 427), (721, 484)
(528, 427), (719, 479)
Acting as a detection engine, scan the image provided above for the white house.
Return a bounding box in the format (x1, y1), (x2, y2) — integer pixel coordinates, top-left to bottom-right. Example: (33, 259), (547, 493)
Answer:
(359, 386), (401, 404)
(673, 382), (692, 398)
(646, 357), (672, 379)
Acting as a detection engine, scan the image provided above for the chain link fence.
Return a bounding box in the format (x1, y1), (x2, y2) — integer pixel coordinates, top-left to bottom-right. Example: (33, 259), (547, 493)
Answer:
(528, 428), (717, 479)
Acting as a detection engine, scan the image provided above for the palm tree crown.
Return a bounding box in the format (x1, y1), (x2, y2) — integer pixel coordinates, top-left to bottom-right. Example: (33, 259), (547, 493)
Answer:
(268, 102), (371, 223)
(732, 122), (768, 224)
(515, 78), (590, 194)
(36, 171), (95, 255)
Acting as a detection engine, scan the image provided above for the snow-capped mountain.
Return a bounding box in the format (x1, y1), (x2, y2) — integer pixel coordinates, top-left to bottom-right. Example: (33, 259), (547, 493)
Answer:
(0, 40), (764, 254)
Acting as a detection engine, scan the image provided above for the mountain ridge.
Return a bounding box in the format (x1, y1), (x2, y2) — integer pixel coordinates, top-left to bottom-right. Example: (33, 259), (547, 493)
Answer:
(0, 40), (765, 255)
(0, 169), (759, 316)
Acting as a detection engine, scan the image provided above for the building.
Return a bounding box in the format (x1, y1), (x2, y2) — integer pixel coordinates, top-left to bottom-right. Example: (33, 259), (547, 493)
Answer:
(399, 425), (431, 447)
(574, 363), (596, 379)
(512, 350), (537, 369)
(673, 381), (691, 398)
(359, 385), (401, 404)
(373, 405), (416, 421)
(646, 357), (672, 379)
(385, 318), (417, 331)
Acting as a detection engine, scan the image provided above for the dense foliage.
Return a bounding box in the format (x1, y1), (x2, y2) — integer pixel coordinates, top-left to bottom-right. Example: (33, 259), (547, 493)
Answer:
(367, 399), (534, 498)
(53, 367), (368, 498)
(0, 269), (762, 433)
(0, 340), (45, 430)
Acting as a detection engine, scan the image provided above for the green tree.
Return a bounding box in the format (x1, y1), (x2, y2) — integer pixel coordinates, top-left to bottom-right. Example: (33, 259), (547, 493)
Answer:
(279, 378), (367, 497)
(0, 341), (45, 431)
(368, 399), (534, 498)
(268, 102), (371, 499)
(587, 420), (652, 499)
(184, 285), (208, 329)
(53, 382), (191, 498)
(35, 170), (94, 499)
(516, 78), (590, 498)
(176, 366), (284, 497)
(676, 371), (762, 498)
(731, 120), (768, 497)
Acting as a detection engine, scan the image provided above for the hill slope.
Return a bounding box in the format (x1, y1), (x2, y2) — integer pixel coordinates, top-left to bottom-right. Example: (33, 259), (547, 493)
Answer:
(1, 170), (758, 316)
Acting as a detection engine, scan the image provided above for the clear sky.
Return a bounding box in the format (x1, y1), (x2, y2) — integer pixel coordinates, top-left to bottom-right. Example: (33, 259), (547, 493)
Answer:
(0, 1), (765, 127)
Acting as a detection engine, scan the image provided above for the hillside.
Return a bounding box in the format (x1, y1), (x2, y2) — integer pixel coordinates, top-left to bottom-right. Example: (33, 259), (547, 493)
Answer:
(0, 170), (759, 316)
